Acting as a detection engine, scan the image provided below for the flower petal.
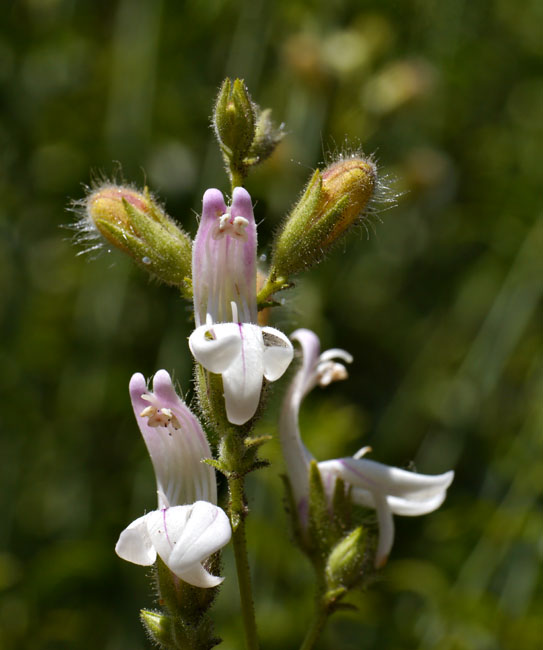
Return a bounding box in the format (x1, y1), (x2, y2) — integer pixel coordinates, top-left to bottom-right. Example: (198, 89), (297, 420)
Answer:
(129, 370), (217, 507)
(145, 503), (231, 588)
(189, 323), (242, 373)
(174, 562), (224, 589)
(192, 189), (228, 327)
(386, 491), (449, 516)
(336, 459), (454, 500)
(222, 324), (265, 425)
(290, 329), (322, 397)
(262, 327), (294, 381)
(115, 514), (157, 566)
(373, 494), (394, 568)
(322, 460), (453, 515)
(192, 187), (257, 326)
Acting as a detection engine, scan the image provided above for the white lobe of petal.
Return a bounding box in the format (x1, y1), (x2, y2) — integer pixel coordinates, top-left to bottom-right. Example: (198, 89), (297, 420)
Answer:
(189, 323), (242, 374)
(386, 490), (449, 516)
(175, 562), (224, 588)
(146, 503), (231, 588)
(334, 458), (454, 502)
(115, 514), (157, 566)
(373, 494), (394, 568)
(262, 327), (294, 381)
(221, 324), (265, 425)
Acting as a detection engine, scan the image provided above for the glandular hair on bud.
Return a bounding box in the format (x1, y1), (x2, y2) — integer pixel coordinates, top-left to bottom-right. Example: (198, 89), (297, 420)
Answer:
(81, 183), (192, 293)
(88, 186), (149, 252)
(319, 157), (376, 245)
(270, 155), (377, 282)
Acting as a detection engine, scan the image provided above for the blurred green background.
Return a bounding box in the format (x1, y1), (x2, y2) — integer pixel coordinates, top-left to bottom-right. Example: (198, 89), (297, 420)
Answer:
(1, 0), (541, 648)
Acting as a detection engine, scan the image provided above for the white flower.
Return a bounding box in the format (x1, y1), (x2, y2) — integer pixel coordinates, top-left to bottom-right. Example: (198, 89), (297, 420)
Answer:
(115, 370), (231, 588)
(189, 187), (293, 425)
(279, 329), (454, 568)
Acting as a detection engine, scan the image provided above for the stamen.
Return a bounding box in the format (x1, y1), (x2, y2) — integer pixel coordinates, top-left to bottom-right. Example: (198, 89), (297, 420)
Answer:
(353, 445), (372, 459)
(316, 361), (349, 386)
(204, 313), (216, 340)
(212, 212), (249, 241)
(140, 404), (181, 429)
(231, 300), (239, 324)
(140, 405), (156, 418)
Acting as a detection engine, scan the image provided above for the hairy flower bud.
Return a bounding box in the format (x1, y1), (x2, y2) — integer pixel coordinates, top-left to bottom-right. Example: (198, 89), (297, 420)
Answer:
(213, 78), (284, 186)
(140, 610), (176, 647)
(213, 78), (256, 166)
(85, 184), (192, 293)
(268, 156), (377, 285)
(325, 526), (368, 589)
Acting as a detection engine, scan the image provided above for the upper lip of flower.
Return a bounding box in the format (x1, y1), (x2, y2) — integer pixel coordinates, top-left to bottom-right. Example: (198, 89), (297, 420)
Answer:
(279, 328), (454, 568)
(129, 369), (217, 508)
(192, 186), (258, 327)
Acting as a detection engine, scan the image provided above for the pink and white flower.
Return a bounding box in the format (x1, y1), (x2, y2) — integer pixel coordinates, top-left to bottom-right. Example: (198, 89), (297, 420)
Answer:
(115, 370), (231, 588)
(279, 329), (454, 568)
(189, 188), (293, 425)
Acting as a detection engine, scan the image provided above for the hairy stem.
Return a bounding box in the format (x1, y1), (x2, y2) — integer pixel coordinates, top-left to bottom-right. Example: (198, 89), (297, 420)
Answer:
(229, 475), (260, 650)
(256, 273), (290, 308)
(230, 166), (245, 191)
(299, 600), (331, 650)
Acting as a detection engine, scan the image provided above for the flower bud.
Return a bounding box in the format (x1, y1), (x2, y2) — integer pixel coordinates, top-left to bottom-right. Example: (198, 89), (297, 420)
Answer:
(265, 156), (376, 293)
(140, 609), (175, 647)
(213, 78), (256, 167)
(213, 78), (284, 186)
(325, 526), (368, 590)
(85, 184), (192, 293)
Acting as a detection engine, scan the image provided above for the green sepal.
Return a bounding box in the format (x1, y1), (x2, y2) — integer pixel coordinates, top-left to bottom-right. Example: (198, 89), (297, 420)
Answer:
(202, 457), (227, 474)
(140, 609), (177, 649)
(246, 107), (285, 165)
(280, 474), (306, 550)
(331, 476), (352, 535)
(244, 434), (273, 449)
(323, 586), (347, 605)
(307, 460), (335, 564)
(156, 557), (219, 623)
(194, 365), (230, 443)
(149, 558), (222, 649)
(271, 187), (350, 282)
(122, 198), (192, 295)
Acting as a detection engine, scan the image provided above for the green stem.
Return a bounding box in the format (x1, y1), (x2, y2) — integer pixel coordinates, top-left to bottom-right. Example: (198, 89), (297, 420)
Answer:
(230, 166), (245, 191)
(229, 475), (260, 650)
(299, 600), (330, 650)
(256, 273), (290, 308)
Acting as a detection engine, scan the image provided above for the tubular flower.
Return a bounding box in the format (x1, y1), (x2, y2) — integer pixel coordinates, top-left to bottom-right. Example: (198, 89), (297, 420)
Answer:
(115, 370), (231, 588)
(189, 187), (293, 425)
(279, 329), (454, 568)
